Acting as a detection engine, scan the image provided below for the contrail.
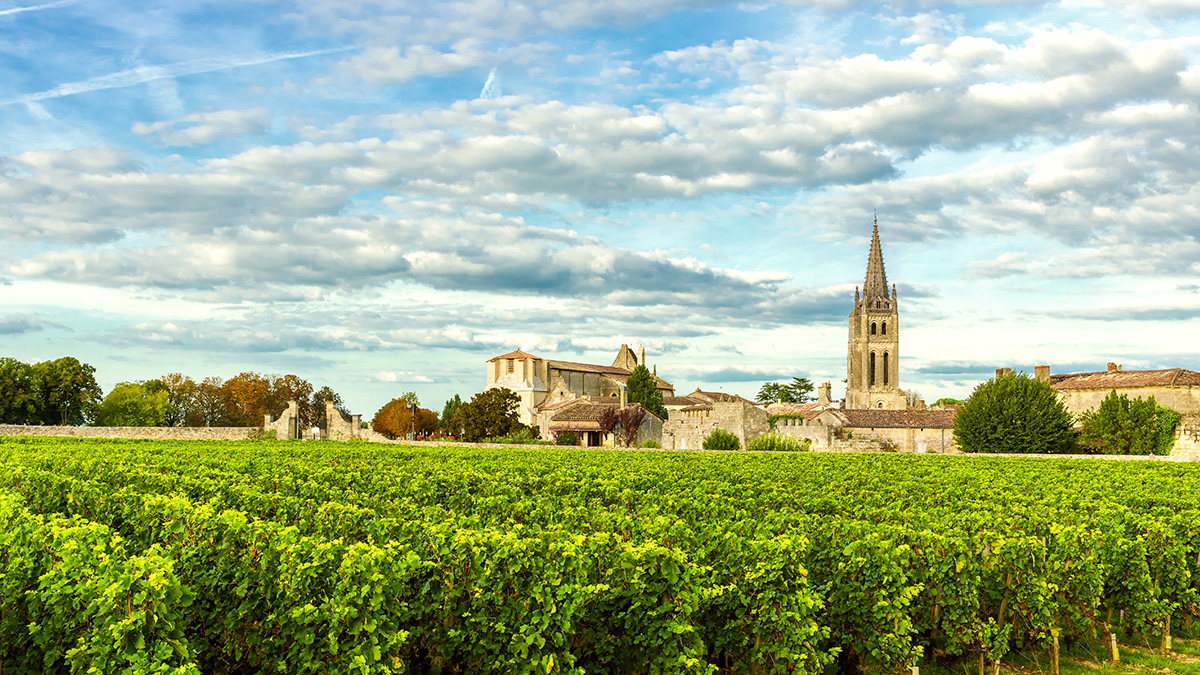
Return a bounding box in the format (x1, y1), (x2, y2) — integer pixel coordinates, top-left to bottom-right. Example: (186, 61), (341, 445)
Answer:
(0, 0), (79, 17)
(0, 46), (354, 107)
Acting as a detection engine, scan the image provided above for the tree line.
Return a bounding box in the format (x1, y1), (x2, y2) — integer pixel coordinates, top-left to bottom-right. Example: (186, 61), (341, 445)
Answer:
(0, 356), (348, 428)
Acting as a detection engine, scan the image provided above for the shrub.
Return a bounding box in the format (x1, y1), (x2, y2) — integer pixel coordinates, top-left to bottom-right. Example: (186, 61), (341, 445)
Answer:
(641, 439), (662, 449)
(484, 425), (548, 445)
(555, 431), (578, 446)
(953, 371), (1073, 454)
(746, 434), (810, 452)
(1080, 391), (1180, 455)
(702, 428), (741, 451)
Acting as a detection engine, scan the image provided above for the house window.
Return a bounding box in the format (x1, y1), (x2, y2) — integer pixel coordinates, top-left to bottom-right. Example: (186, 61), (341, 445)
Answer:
(869, 352), (876, 386)
(507, 359), (514, 374)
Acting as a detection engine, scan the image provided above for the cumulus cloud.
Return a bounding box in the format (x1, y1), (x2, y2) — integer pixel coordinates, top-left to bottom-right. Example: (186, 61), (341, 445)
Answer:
(132, 107), (272, 146)
(0, 313), (44, 335)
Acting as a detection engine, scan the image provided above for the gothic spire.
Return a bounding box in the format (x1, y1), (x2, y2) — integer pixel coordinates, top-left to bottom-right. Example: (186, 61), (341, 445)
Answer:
(862, 213), (890, 301)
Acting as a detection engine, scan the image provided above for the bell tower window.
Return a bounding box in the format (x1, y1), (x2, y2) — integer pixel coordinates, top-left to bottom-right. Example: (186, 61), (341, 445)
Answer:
(871, 322), (877, 335)
(881, 322), (887, 335)
(869, 352), (876, 386)
(883, 352), (889, 386)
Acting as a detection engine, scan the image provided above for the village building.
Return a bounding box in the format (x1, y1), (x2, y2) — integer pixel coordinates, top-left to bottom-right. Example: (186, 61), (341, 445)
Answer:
(661, 388), (769, 450)
(485, 344), (674, 439)
(994, 363), (1200, 417)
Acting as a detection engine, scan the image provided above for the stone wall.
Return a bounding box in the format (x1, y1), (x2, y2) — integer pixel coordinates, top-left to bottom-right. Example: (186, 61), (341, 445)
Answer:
(772, 417), (831, 449)
(265, 401), (302, 439)
(325, 401), (363, 441)
(1174, 414), (1200, 458)
(1059, 386), (1200, 417)
(771, 416), (957, 453)
(0, 425), (256, 440)
(663, 401), (768, 450)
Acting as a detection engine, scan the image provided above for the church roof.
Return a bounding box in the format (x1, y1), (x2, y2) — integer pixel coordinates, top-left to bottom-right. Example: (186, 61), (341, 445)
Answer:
(822, 408), (957, 429)
(862, 216), (891, 301)
(488, 350), (541, 362)
(1051, 368), (1200, 391)
(550, 400), (620, 422)
(547, 359), (673, 390)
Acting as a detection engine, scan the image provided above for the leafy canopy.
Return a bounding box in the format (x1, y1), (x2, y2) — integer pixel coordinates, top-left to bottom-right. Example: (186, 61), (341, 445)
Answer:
(454, 388), (521, 442)
(1079, 390), (1179, 455)
(756, 377), (814, 404)
(626, 365), (667, 420)
(94, 382), (170, 427)
(953, 371), (1073, 454)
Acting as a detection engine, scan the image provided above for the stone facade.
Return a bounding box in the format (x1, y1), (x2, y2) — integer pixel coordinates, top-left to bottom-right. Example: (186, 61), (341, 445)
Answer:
(661, 389), (768, 450)
(486, 344), (674, 432)
(846, 218), (906, 410)
(264, 400), (363, 440)
(1173, 414), (1200, 458)
(324, 401), (363, 441)
(773, 408), (957, 453)
(0, 425), (257, 440)
(546, 399), (664, 447)
(999, 363), (1200, 417)
(264, 400), (303, 439)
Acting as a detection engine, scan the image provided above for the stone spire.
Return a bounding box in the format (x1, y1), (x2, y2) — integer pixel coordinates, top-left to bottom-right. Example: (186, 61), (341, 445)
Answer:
(862, 213), (890, 301)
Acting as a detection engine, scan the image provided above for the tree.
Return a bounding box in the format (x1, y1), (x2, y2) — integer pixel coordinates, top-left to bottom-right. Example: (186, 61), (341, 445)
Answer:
(598, 406), (619, 440)
(703, 428), (741, 451)
(1079, 390), (1177, 455)
(223, 372), (272, 427)
(416, 408), (440, 436)
(953, 372), (1074, 454)
(401, 391), (420, 407)
(626, 365), (667, 419)
(310, 386), (348, 430)
(94, 382), (170, 427)
(904, 389), (923, 407)
(373, 397), (416, 440)
(933, 398), (964, 407)
(457, 388), (520, 442)
(787, 377), (814, 403)
(0, 357), (40, 424)
(440, 395), (463, 431)
(159, 373), (199, 426)
(271, 374), (315, 428)
(615, 405), (647, 447)
(756, 377), (814, 404)
(31, 357), (102, 425)
(194, 376), (233, 427)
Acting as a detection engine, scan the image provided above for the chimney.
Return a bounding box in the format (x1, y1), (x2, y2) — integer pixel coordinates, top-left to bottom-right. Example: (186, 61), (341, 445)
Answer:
(1107, 362), (1118, 373)
(638, 344), (646, 367)
(1034, 365), (1050, 383)
(995, 367), (1013, 379)
(818, 382), (831, 405)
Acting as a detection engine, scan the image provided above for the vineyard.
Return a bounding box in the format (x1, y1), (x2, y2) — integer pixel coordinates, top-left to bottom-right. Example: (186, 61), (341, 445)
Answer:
(1, 437), (1198, 675)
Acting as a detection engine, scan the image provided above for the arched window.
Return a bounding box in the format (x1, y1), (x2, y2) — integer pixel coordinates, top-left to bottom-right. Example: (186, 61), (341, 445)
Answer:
(869, 352), (876, 386)
(871, 322), (877, 335)
(881, 322), (887, 335)
(883, 352), (889, 386)
(878, 401), (884, 409)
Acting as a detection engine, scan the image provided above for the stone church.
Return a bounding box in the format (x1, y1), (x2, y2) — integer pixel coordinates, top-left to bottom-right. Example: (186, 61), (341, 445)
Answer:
(846, 217), (907, 410)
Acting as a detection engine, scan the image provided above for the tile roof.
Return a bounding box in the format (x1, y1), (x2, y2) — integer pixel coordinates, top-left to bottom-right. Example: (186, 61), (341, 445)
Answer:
(547, 359), (673, 389)
(823, 408), (958, 429)
(488, 350), (541, 362)
(764, 401), (828, 415)
(551, 401), (621, 422)
(1051, 368), (1200, 391)
(663, 396), (702, 406)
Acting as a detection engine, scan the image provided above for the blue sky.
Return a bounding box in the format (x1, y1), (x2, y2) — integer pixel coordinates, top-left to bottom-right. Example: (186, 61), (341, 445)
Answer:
(2, 0), (1199, 417)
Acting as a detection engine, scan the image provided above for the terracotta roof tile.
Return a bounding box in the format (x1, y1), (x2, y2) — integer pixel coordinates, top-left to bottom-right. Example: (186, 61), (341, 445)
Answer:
(551, 401), (620, 422)
(663, 396), (702, 406)
(824, 408), (957, 429)
(1051, 368), (1200, 391)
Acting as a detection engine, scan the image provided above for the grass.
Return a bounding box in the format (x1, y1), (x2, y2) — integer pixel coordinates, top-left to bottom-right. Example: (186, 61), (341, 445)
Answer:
(925, 637), (1200, 675)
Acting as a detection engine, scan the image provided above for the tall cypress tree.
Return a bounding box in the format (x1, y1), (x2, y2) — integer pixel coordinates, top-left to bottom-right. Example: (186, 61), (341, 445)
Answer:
(627, 365), (668, 420)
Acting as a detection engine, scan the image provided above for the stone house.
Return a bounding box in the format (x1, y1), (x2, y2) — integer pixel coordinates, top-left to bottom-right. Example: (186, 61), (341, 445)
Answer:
(486, 344), (674, 433)
(775, 408), (957, 453)
(545, 399), (664, 447)
(997, 363), (1200, 417)
(662, 389), (769, 450)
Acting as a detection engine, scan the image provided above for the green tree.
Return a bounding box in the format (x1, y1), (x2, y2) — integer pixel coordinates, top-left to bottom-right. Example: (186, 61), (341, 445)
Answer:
(158, 373), (198, 426)
(1080, 390), (1177, 455)
(933, 397), (964, 407)
(786, 377), (814, 403)
(401, 391), (420, 407)
(757, 377), (814, 404)
(440, 394), (463, 431)
(93, 382), (170, 427)
(626, 365), (667, 419)
(310, 386), (349, 430)
(31, 356), (102, 425)
(0, 357), (40, 424)
(194, 376), (232, 427)
(458, 388), (520, 442)
(953, 372), (1074, 454)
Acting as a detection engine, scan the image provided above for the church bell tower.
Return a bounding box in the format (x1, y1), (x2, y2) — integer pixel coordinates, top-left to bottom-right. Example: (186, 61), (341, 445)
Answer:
(846, 216), (906, 410)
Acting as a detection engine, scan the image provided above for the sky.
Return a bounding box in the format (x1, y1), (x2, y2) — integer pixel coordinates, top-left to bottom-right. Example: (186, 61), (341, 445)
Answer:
(2, 0), (1199, 417)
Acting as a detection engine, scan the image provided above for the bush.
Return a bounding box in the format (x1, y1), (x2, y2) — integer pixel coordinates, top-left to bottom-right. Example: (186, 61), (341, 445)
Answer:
(953, 371), (1074, 454)
(555, 431), (578, 446)
(484, 425), (548, 445)
(702, 428), (741, 451)
(746, 434), (810, 452)
(641, 439), (662, 448)
(1080, 390), (1180, 455)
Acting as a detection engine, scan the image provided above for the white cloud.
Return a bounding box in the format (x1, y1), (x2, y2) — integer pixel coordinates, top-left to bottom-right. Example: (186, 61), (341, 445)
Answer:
(132, 107), (272, 146)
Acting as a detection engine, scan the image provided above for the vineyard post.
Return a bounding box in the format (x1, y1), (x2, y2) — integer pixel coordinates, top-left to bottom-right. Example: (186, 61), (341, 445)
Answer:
(1161, 615), (1171, 655)
(1050, 631), (1059, 675)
